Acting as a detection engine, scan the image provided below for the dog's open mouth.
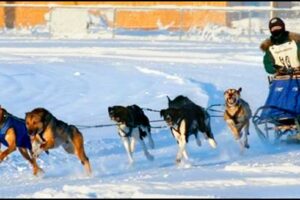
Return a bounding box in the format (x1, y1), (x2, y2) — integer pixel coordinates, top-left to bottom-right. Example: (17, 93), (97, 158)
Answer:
(28, 128), (43, 137)
(226, 97), (237, 105)
(28, 130), (38, 136)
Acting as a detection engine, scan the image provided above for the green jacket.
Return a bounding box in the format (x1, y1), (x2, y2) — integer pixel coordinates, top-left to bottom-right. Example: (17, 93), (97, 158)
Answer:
(261, 31), (300, 74)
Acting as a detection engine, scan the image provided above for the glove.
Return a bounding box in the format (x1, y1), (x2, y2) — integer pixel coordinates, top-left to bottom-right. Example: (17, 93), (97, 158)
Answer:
(274, 65), (294, 75)
(295, 66), (300, 74)
(274, 65), (287, 74)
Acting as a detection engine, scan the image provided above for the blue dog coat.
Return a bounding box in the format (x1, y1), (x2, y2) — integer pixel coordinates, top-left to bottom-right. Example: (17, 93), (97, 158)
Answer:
(0, 115), (32, 150)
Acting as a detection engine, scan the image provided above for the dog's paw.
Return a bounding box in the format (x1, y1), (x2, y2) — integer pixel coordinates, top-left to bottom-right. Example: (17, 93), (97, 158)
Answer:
(175, 158), (182, 164)
(32, 149), (43, 159)
(0, 154), (5, 162)
(234, 134), (242, 141)
(244, 143), (250, 149)
(145, 152), (154, 161)
(238, 140), (246, 154)
(33, 167), (44, 176)
(196, 139), (202, 147)
(128, 158), (134, 165)
(0, 151), (9, 162)
(208, 138), (217, 148)
(146, 153), (154, 161)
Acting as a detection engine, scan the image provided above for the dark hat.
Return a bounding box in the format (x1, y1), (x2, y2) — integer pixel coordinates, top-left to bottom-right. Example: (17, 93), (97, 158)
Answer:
(269, 17), (285, 34)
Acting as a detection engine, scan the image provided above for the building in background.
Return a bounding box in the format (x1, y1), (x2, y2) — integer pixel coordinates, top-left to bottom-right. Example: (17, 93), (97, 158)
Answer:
(0, 1), (295, 30)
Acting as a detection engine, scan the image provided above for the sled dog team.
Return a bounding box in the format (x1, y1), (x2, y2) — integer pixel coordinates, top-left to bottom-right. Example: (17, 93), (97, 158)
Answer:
(2, 16), (299, 177)
(0, 87), (251, 176)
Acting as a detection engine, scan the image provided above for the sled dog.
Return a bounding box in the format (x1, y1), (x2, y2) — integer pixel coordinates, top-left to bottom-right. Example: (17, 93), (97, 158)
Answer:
(108, 105), (154, 164)
(224, 88), (252, 152)
(160, 95), (217, 163)
(0, 106), (42, 175)
(25, 108), (92, 175)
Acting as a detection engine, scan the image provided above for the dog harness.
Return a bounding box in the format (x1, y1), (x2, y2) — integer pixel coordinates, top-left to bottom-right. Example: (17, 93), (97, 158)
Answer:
(170, 117), (182, 134)
(225, 102), (243, 124)
(0, 114), (32, 150)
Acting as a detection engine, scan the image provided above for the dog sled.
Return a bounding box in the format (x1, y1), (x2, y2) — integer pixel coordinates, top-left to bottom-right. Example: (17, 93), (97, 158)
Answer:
(252, 74), (300, 144)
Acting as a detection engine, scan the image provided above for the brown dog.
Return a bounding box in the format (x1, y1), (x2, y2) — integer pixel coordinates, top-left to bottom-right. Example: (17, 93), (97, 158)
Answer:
(224, 88), (252, 152)
(0, 106), (42, 175)
(25, 108), (92, 175)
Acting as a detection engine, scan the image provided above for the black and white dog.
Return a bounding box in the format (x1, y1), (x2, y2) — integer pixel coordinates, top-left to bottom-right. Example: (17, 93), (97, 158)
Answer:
(108, 105), (154, 164)
(160, 95), (217, 163)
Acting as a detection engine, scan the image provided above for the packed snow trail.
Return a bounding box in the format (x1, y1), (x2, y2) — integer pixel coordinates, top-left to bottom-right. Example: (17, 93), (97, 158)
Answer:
(1, 38), (300, 198)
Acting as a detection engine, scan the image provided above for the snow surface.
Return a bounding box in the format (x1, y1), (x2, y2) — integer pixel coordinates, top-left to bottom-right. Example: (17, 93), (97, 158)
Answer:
(0, 35), (300, 198)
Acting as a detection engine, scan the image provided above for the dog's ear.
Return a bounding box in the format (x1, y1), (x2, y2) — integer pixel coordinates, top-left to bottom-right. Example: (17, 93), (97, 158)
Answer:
(108, 107), (112, 112)
(25, 112), (30, 117)
(43, 112), (52, 127)
(167, 96), (172, 104)
(238, 87), (242, 93)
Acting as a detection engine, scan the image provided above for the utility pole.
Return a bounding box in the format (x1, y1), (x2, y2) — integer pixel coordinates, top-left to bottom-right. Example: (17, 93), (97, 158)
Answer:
(270, 1), (278, 19)
(4, 1), (15, 29)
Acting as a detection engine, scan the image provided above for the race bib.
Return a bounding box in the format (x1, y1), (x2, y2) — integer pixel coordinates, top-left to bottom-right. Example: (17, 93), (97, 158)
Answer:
(269, 40), (300, 69)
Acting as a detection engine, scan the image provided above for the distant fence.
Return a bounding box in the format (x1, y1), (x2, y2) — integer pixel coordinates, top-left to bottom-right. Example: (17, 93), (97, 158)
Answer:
(0, 3), (300, 42)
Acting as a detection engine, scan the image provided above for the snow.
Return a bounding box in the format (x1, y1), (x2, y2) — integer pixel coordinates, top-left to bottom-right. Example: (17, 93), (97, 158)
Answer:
(1, 34), (300, 198)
